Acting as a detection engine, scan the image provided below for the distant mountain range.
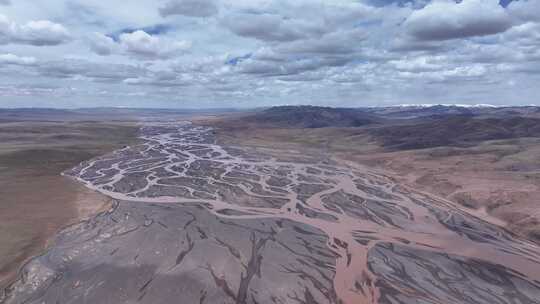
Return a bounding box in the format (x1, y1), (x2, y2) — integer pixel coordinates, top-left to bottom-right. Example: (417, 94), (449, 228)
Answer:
(235, 105), (540, 150)
(2, 104), (539, 128)
(243, 105), (380, 128)
(387, 104), (501, 108)
(242, 104), (539, 127)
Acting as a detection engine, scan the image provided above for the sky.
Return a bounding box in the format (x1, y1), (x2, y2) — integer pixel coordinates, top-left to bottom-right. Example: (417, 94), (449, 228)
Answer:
(0, 0), (539, 108)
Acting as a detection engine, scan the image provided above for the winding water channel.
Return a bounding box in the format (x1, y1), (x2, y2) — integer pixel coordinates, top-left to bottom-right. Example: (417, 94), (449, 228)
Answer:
(3, 122), (540, 304)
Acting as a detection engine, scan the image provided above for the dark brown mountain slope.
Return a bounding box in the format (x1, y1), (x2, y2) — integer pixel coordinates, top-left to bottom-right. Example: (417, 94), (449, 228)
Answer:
(244, 106), (379, 128)
(370, 116), (540, 150)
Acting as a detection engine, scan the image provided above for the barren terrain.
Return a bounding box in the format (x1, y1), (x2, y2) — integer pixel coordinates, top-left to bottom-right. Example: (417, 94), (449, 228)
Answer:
(0, 118), (140, 289)
(3, 106), (540, 304)
(202, 107), (540, 243)
(3, 118), (540, 304)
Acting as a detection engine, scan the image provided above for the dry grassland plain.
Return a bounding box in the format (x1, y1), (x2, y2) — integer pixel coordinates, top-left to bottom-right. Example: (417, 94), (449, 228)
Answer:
(0, 120), (139, 288)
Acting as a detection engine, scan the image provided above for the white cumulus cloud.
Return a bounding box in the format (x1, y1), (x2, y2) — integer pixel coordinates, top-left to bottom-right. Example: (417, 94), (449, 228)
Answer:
(119, 30), (191, 59)
(88, 30), (191, 60)
(508, 0), (540, 23)
(0, 53), (36, 65)
(159, 0), (218, 18)
(404, 0), (512, 41)
(88, 32), (118, 56)
(0, 14), (71, 46)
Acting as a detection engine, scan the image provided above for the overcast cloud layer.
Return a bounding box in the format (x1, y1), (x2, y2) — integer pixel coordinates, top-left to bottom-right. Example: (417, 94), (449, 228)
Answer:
(0, 0), (539, 108)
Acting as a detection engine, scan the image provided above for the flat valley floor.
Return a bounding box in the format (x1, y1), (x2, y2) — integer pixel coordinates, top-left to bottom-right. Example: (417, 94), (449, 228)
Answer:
(3, 121), (540, 304)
